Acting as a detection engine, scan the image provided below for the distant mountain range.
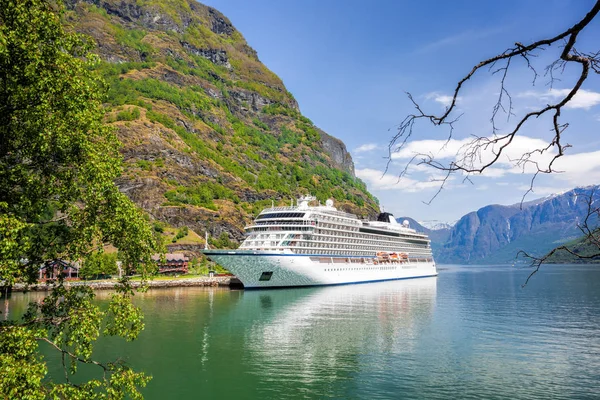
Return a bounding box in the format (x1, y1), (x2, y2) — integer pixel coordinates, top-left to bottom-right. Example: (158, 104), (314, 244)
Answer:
(418, 220), (455, 230)
(396, 217), (452, 257)
(400, 185), (600, 264)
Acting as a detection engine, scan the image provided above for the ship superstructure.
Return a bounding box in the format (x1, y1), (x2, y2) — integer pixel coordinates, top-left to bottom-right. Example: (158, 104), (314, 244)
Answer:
(203, 196), (436, 288)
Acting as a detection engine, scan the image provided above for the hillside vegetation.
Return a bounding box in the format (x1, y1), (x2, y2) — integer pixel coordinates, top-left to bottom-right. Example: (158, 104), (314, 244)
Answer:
(65, 0), (378, 245)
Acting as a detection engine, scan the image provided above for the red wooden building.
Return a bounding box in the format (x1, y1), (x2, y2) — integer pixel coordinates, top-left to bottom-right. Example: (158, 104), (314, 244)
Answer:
(39, 260), (80, 281)
(152, 253), (189, 275)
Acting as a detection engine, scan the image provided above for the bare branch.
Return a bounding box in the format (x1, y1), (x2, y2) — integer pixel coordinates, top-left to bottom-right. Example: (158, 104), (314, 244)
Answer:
(518, 189), (600, 285)
(390, 1), (600, 187)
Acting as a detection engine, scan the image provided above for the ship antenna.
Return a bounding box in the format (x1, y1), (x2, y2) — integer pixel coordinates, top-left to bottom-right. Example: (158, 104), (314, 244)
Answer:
(271, 200), (274, 208)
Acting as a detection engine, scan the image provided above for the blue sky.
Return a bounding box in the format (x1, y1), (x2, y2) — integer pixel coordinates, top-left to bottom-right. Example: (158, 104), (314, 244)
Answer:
(202, 0), (600, 223)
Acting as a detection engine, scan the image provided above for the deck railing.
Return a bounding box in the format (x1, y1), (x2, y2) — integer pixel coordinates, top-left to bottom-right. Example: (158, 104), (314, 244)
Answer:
(260, 206), (358, 219)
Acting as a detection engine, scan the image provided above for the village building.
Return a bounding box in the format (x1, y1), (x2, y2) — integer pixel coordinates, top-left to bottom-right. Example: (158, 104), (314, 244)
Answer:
(39, 260), (80, 281)
(152, 253), (189, 275)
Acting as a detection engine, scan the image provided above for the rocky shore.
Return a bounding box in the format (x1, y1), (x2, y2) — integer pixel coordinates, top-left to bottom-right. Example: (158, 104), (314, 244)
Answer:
(11, 276), (232, 292)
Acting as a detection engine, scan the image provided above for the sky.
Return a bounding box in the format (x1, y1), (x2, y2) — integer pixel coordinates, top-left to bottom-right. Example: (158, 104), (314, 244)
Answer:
(201, 0), (600, 224)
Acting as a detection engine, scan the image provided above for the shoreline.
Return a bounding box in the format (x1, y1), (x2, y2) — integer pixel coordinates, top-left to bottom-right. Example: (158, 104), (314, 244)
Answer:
(10, 276), (233, 292)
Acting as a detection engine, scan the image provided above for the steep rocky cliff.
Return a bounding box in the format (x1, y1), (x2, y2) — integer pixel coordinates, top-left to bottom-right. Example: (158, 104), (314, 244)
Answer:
(65, 0), (379, 246)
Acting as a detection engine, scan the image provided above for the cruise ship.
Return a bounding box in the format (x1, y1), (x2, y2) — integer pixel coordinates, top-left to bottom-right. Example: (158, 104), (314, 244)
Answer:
(203, 196), (437, 288)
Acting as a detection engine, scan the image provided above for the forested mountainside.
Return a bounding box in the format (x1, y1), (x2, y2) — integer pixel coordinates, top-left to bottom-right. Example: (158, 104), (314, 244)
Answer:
(65, 0), (379, 245)
(424, 186), (600, 264)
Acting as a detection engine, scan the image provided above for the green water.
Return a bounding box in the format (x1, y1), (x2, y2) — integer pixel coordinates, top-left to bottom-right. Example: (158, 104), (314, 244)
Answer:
(6, 265), (600, 399)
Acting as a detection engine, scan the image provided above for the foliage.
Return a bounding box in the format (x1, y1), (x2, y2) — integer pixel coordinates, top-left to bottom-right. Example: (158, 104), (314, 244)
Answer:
(136, 160), (152, 171)
(110, 25), (154, 57)
(252, 118), (270, 131)
(80, 252), (119, 279)
(546, 236), (600, 263)
(116, 107), (140, 121)
(209, 232), (236, 249)
(107, 77), (212, 113)
(171, 226), (188, 243)
(164, 182), (238, 210)
(152, 221), (165, 233)
(0, 0), (159, 397)
(262, 103), (300, 118)
(188, 255), (228, 275)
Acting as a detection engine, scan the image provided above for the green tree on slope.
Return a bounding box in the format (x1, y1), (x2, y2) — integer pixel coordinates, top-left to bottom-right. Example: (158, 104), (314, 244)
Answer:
(0, 0), (158, 398)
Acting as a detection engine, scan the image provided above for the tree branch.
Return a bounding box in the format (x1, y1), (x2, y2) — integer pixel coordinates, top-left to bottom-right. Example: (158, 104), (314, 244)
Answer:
(390, 1), (600, 198)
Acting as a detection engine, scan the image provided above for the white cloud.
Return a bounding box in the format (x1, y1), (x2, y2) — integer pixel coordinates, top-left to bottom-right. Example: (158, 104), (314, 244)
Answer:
(518, 88), (600, 109)
(390, 135), (553, 172)
(424, 92), (461, 108)
(389, 134), (600, 186)
(478, 167), (508, 178)
(516, 185), (570, 196)
(353, 143), (379, 154)
(551, 150), (600, 185)
(391, 138), (467, 160)
(355, 168), (446, 192)
(551, 89), (600, 109)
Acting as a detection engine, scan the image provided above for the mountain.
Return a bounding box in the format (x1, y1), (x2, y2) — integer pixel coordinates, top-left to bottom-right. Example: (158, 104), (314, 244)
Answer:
(435, 186), (600, 264)
(65, 0), (379, 246)
(418, 220), (455, 230)
(545, 235), (600, 263)
(396, 217), (451, 259)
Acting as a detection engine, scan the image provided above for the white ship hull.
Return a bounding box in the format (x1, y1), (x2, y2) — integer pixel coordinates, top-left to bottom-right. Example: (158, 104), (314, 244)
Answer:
(203, 250), (437, 289)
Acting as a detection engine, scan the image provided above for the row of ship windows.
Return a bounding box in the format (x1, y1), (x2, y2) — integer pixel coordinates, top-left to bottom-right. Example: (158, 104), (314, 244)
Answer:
(314, 214), (360, 226)
(246, 232), (428, 247)
(301, 242), (428, 251)
(306, 236), (428, 248)
(325, 266), (399, 272)
(247, 225), (427, 242)
(243, 241), (429, 252)
(315, 228), (426, 243)
(293, 249), (432, 257)
(315, 224), (426, 241)
(256, 212), (305, 220)
(318, 223), (359, 231)
(250, 227), (313, 232)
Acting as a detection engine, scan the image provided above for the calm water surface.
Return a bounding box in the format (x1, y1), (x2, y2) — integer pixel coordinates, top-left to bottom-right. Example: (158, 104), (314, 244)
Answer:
(7, 265), (600, 399)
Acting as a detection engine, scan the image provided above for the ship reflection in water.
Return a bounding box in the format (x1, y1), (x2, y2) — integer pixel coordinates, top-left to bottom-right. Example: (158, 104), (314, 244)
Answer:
(236, 278), (437, 396)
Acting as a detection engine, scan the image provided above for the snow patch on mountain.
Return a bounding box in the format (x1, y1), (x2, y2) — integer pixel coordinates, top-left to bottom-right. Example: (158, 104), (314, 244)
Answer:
(418, 220), (455, 230)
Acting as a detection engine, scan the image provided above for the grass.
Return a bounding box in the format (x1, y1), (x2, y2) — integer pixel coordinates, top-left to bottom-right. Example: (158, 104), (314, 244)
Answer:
(162, 226), (205, 245)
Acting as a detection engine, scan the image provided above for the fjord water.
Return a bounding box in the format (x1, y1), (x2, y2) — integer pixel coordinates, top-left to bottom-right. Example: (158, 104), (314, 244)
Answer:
(7, 265), (600, 399)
